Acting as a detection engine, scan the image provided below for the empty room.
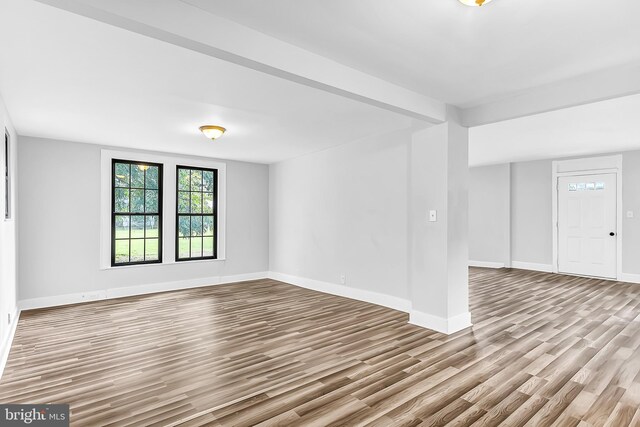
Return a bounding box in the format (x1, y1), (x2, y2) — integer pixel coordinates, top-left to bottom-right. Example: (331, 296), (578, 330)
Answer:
(1, 0), (640, 425)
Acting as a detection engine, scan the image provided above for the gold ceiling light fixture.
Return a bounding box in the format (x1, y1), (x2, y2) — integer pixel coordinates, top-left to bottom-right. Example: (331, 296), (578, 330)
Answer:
(459, 0), (493, 6)
(199, 125), (226, 141)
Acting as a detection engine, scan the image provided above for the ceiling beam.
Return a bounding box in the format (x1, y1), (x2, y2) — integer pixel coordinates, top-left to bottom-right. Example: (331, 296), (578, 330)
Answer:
(34, 0), (446, 124)
(461, 63), (640, 127)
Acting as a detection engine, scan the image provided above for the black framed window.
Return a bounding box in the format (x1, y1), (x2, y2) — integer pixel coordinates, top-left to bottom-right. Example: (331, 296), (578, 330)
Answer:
(4, 129), (10, 220)
(112, 159), (163, 266)
(176, 166), (217, 261)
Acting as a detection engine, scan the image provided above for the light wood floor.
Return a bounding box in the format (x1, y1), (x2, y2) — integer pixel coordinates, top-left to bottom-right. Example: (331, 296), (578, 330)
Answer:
(2, 268), (640, 426)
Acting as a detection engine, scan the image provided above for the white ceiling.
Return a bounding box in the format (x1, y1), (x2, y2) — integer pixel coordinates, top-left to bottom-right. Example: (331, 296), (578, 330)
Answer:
(2, 0), (640, 166)
(470, 93), (640, 167)
(190, 0), (640, 108)
(0, 0), (414, 164)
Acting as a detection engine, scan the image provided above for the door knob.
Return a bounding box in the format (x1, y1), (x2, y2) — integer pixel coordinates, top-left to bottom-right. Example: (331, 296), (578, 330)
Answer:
(609, 232), (616, 236)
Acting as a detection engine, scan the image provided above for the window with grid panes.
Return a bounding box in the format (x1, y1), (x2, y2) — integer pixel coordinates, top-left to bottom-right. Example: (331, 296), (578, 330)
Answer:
(176, 166), (217, 261)
(112, 160), (163, 266)
(4, 129), (10, 219)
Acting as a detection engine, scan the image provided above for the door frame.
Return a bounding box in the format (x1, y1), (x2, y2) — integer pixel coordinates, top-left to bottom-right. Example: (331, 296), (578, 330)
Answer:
(552, 155), (623, 279)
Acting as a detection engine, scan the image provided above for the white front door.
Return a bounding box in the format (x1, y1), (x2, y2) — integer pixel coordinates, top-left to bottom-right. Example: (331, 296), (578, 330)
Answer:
(558, 173), (617, 279)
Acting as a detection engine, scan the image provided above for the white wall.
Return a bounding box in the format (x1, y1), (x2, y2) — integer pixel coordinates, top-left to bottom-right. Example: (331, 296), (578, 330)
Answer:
(0, 93), (18, 361)
(468, 164), (510, 266)
(469, 151), (640, 276)
(410, 125), (448, 316)
(269, 129), (412, 301)
(18, 137), (269, 302)
(622, 151), (640, 275)
(409, 119), (470, 333)
(469, 93), (640, 166)
(511, 160), (553, 266)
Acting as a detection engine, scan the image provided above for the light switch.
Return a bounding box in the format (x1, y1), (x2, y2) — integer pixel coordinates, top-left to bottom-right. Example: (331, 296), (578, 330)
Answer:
(429, 210), (437, 222)
(627, 211), (634, 219)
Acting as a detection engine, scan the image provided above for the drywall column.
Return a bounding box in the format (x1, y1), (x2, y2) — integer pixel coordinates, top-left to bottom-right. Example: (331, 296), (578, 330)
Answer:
(409, 110), (471, 334)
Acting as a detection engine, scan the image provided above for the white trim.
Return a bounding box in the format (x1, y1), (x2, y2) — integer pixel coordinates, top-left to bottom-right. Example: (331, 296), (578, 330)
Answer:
(409, 310), (472, 334)
(268, 272), (473, 335)
(0, 308), (20, 381)
(100, 149), (227, 270)
(18, 272), (268, 311)
(552, 155), (623, 279)
(17, 271), (476, 339)
(553, 155), (622, 173)
(511, 261), (554, 273)
(267, 271), (412, 313)
(100, 257), (229, 270)
(555, 168), (620, 177)
(619, 273), (640, 284)
(469, 260), (505, 269)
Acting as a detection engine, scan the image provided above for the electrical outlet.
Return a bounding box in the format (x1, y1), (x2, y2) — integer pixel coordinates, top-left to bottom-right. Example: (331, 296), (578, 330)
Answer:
(428, 210), (437, 222)
(81, 292), (103, 301)
(340, 274), (346, 285)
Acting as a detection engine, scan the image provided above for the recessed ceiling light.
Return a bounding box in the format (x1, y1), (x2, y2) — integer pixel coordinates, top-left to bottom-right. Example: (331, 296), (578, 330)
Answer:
(199, 125), (226, 141)
(459, 0), (493, 6)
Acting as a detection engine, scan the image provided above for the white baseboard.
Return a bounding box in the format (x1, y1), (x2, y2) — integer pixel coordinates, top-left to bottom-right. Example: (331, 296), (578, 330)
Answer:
(469, 260), (505, 269)
(18, 271), (269, 311)
(0, 308), (20, 381)
(511, 261), (554, 273)
(267, 271), (412, 313)
(268, 272), (476, 335)
(18, 270), (471, 340)
(409, 310), (472, 334)
(619, 273), (640, 284)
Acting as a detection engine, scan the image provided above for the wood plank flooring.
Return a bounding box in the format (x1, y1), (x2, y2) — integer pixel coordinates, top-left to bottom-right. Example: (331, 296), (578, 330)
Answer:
(2, 268), (640, 426)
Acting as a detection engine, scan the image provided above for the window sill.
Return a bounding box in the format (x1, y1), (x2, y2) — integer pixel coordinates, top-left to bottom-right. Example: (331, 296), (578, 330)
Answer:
(100, 258), (226, 271)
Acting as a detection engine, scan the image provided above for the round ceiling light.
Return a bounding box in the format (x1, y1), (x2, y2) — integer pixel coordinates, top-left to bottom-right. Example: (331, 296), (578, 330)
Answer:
(199, 125), (226, 141)
(459, 0), (493, 6)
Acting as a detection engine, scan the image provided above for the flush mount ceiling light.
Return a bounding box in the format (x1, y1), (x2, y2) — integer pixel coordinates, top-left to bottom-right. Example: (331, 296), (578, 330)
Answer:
(459, 0), (493, 6)
(199, 125), (226, 141)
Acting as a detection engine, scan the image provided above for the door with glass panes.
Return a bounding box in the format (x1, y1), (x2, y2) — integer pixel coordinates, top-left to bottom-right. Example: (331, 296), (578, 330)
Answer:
(557, 173), (617, 279)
